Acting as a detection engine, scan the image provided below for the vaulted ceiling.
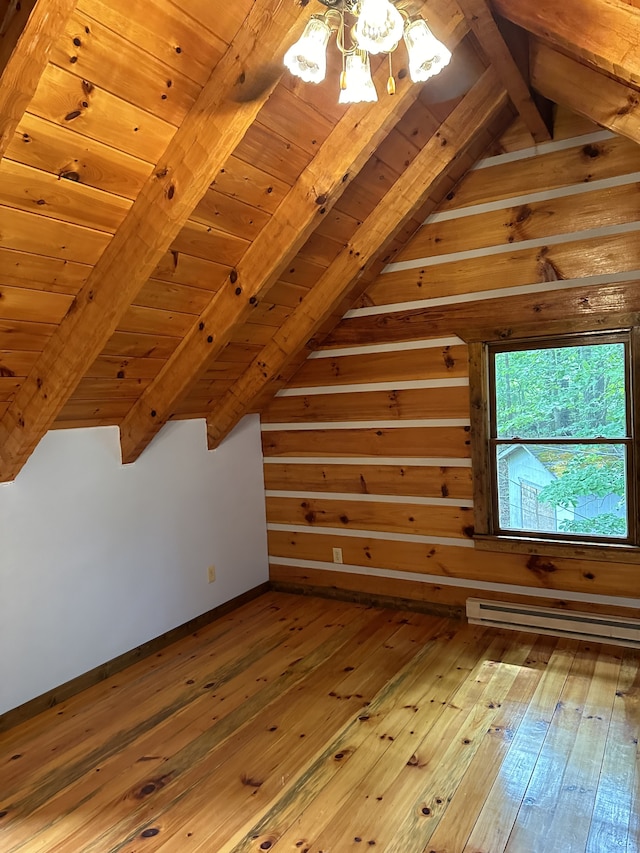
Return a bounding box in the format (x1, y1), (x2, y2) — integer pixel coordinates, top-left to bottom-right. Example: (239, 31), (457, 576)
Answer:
(0, 0), (638, 481)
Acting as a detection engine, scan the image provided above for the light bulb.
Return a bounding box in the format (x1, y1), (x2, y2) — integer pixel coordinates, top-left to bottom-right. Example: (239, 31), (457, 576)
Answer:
(354, 0), (404, 55)
(339, 51), (378, 104)
(403, 19), (452, 82)
(284, 16), (331, 84)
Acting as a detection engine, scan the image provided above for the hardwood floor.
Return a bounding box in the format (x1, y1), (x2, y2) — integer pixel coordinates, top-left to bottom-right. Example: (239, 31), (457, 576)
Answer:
(1, 591), (638, 852)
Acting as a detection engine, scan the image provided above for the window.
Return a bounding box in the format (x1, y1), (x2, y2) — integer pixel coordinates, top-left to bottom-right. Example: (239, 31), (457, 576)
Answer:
(470, 330), (638, 552)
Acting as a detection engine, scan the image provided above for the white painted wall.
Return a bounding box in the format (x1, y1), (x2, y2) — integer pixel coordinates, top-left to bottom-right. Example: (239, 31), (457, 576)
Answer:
(0, 416), (268, 715)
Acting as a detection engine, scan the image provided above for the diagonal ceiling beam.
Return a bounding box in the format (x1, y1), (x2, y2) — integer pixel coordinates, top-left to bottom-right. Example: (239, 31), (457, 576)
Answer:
(118, 19), (470, 465)
(0, 0), (309, 482)
(492, 0), (640, 89)
(205, 69), (509, 450)
(457, 0), (551, 142)
(531, 40), (640, 146)
(0, 0), (78, 160)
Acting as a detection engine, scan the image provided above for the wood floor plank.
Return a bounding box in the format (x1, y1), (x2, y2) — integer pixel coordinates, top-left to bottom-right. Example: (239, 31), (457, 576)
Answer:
(1, 593), (638, 853)
(504, 642), (600, 853)
(627, 764), (640, 853)
(463, 639), (578, 853)
(426, 633), (559, 853)
(544, 646), (622, 852)
(586, 650), (640, 853)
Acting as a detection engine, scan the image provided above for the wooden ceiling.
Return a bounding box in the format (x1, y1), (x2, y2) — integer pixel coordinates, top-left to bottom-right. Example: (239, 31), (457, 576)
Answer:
(0, 0), (638, 481)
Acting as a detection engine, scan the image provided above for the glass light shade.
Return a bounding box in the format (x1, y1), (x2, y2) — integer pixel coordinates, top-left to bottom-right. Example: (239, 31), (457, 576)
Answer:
(284, 16), (331, 84)
(354, 0), (404, 54)
(403, 19), (452, 82)
(339, 51), (378, 104)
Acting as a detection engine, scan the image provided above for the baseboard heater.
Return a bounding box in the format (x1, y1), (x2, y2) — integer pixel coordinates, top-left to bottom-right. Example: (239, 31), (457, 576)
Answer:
(466, 598), (640, 649)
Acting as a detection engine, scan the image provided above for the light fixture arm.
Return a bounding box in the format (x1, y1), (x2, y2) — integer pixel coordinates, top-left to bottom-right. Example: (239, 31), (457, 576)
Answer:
(317, 0), (357, 10)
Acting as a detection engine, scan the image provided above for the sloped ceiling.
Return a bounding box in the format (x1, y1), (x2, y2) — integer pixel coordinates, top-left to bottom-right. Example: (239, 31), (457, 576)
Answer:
(0, 0), (637, 481)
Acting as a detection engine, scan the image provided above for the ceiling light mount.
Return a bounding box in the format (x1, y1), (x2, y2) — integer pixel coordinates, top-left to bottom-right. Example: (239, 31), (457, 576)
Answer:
(285, 0), (451, 103)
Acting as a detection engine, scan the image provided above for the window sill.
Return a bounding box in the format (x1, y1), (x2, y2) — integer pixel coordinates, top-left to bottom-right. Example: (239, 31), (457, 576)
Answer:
(473, 533), (640, 564)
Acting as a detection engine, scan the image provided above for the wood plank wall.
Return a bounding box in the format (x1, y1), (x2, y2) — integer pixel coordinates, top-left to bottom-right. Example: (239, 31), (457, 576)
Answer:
(264, 107), (640, 618)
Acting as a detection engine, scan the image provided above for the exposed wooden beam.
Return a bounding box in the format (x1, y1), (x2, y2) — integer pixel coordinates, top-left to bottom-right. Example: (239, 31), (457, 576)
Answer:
(531, 41), (640, 146)
(0, 0), (308, 482)
(492, 0), (640, 89)
(206, 69), (509, 450)
(457, 0), (551, 142)
(0, 0), (78, 160)
(118, 18), (471, 465)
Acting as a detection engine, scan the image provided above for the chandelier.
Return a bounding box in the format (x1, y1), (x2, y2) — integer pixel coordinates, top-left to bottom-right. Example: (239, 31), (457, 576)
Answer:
(284, 0), (452, 104)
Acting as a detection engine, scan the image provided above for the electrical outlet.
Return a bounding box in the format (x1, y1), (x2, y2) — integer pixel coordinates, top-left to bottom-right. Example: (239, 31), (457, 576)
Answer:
(208, 565), (216, 583)
(332, 547), (343, 564)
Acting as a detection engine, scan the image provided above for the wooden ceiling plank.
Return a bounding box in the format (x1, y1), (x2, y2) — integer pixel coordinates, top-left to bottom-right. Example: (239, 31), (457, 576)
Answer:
(492, 0), (640, 89)
(151, 252), (229, 290)
(133, 280), (213, 316)
(0, 203), (111, 264)
(49, 7), (202, 126)
(0, 284), (71, 324)
(0, 158), (130, 233)
(531, 41), (640, 146)
(0, 247), (89, 294)
(190, 189), (271, 242)
(102, 331), (180, 360)
(259, 85), (335, 156)
(0, 350), (39, 376)
(170, 221), (250, 268)
(28, 64), (175, 163)
(53, 397), (136, 426)
(0, 0), (78, 160)
(170, 0), (250, 48)
(86, 355), (164, 380)
(75, 0), (227, 87)
(0, 319), (56, 351)
(233, 119), (312, 186)
(71, 376), (153, 400)
(118, 51), (470, 464)
(206, 69), (509, 449)
(6, 112), (153, 201)
(457, 0), (551, 142)
(212, 155), (291, 215)
(115, 304), (198, 341)
(0, 0), (308, 482)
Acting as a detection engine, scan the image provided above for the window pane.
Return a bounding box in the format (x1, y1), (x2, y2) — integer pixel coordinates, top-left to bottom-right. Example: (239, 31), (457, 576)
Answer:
(494, 343), (626, 439)
(496, 443), (628, 538)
